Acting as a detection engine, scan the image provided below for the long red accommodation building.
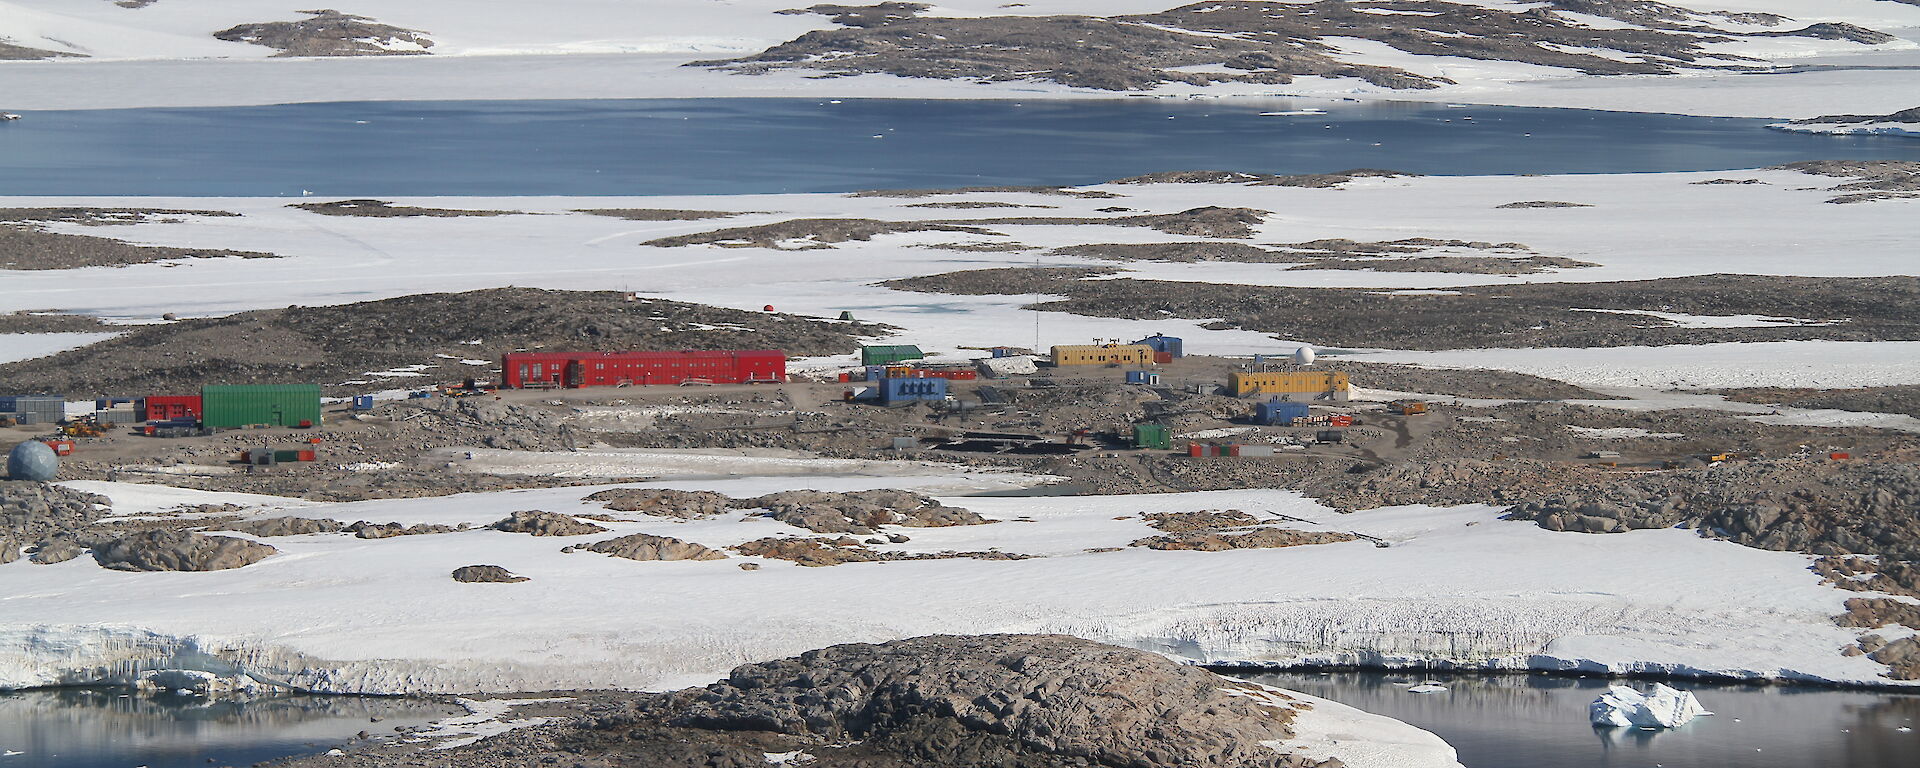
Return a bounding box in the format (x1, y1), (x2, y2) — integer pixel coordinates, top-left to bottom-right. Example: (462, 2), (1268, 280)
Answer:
(501, 350), (786, 388)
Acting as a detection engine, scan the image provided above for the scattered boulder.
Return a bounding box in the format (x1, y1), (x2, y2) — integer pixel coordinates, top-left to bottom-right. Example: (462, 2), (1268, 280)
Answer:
(569, 533), (727, 562)
(1, 482), (108, 544)
(585, 488), (731, 518)
(453, 565), (529, 583)
(1132, 528), (1359, 551)
(0, 535), (18, 564)
(91, 529), (277, 572)
(208, 516), (345, 537)
(213, 10), (434, 57)
(490, 510), (608, 537)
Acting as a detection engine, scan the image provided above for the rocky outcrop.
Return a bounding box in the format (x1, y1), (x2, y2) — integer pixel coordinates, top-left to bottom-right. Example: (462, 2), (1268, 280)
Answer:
(1133, 528), (1358, 551)
(1, 483), (110, 544)
(213, 10), (434, 57)
(27, 537), (85, 564)
(452, 565), (529, 583)
(585, 488), (731, 518)
(734, 536), (1032, 567)
(208, 516), (344, 537)
(643, 634), (1323, 767)
(740, 490), (988, 534)
(91, 529), (277, 572)
(348, 521), (460, 539)
(1144, 509), (1261, 533)
(1505, 460), (1920, 560)
(568, 533), (727, 562)
(491, 510), (608, 537)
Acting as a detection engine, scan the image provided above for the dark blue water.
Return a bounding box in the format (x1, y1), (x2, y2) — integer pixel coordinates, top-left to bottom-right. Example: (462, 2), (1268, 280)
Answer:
(0, 689), (454, 768)
(1236, 670), (1920, 768)
(1, 98), (1916, 196)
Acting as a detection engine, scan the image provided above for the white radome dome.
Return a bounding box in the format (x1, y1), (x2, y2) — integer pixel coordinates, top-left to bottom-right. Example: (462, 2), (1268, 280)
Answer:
(1293, 346), (1316, 366)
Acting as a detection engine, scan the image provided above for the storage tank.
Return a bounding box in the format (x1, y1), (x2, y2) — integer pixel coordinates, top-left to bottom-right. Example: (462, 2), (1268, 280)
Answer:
(6, 440), (58, 481)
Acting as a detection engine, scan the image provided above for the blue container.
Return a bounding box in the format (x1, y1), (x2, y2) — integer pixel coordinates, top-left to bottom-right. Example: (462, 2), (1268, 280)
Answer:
(878, 377), (948, 404)
(351, 395), (376, 410)
(1136, 334), (1184, 358)
(864, 365), (889, 381)
(95, 397), (137, 410)
(1254, 398), (1310, 425)
(1124, 370), (1159, 385)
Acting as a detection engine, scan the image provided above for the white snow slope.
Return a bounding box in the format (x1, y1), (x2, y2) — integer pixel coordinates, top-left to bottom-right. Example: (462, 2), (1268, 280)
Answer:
(0, 474), (1903, 698)
(1, 0), (1917, 116)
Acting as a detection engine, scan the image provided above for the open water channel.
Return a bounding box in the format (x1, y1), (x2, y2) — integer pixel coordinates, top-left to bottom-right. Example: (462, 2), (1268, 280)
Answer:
(1, 98), (1918, 196)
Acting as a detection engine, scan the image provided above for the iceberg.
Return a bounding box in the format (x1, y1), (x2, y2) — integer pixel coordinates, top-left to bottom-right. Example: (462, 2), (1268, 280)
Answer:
(1588, 683), (1711, 728)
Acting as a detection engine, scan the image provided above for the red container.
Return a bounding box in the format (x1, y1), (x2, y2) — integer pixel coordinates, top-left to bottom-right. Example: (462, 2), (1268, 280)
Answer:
(296, 450), (316, 461)
(1188, 443), (1205, 457)
(1226, 444), (1241, 457)
(38, 438), (74, 456)
(1329, 414), (1354, 427)
(142, 395), (202, 422)
(1154, 351), (1173, 365)
(1830, 452), (1851, 460)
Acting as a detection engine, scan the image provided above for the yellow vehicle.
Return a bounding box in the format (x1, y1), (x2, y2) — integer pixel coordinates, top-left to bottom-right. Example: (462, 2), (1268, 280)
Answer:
(1387, 400), (1429, 416)
(60, 418), (109, 438)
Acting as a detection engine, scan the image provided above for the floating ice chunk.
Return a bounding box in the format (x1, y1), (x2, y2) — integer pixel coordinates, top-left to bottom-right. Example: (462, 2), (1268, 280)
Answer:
(1407, 682), (1448, 694)
(1589, 683), (1711, 728)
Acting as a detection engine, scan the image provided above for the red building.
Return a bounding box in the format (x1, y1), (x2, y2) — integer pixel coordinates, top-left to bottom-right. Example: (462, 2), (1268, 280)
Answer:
(501, 350), (786, 389)
(142, 395), (203, 421)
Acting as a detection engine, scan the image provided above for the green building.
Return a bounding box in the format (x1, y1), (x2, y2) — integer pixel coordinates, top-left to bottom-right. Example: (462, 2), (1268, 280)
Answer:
(1133, 423), (1173, 451)
(861, 344), (925, 367)
(201, 384), (323, 429)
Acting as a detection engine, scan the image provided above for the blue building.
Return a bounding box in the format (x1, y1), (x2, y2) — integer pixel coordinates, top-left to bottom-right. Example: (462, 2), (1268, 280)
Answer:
(878, 377), (948, 405)
(1135, 334), (1184, 359)
(1253, 398), (1310, 426)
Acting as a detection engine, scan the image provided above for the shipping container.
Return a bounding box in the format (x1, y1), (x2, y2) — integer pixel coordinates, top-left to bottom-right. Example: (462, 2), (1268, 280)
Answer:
(1134, 424), (1172, 450)
(1238, 445), (1277, 457)
(1229, 371), (1350, 400)
(201, 384), (322, 429)
(1135, 334), (1184, 359)
(37, 438), (75, 456)
(1253, 398), (1311, 425)
(877, 377), (948, 405)
(501, 350), (786, 388)
(1050, 344), (1155, 366)
(1154, 350), (1174, 365)
(95, 397), (137, 410)
(861, 345), (925, 367)
(93, 409), (139, 424)
(142, 395), (203, 422)
(0, 395), (65, 425)
(1124, 370), (1160, 386)
(350, 395), (376, 410)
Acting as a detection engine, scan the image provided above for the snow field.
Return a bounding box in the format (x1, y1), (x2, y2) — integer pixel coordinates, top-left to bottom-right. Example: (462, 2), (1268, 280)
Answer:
(0, 478), (1901, 697)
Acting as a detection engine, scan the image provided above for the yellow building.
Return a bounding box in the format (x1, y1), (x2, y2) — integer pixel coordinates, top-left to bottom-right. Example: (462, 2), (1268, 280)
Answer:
(1050, 344), (1155, 366)
(1229, 370), (1350, 400)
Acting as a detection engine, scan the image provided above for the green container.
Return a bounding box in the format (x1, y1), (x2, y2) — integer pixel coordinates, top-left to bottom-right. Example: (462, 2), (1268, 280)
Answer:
(861, 345), (924, 366)
(1134, 423), (1172, 451)
(272, 449), (301, 462)
(201, 384), (322, 429)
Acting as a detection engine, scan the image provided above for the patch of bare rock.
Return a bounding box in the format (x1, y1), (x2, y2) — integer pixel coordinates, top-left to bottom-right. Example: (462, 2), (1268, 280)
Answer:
(452, 564), (528, 583)
(1496, 200), (1594, 209)
(737, 489), (988, 534)
(491, 510), (608, 537)
(567, 533), (728, 562)
(91, 529), (276, 572)
(584, 488), (732, 519)
(1144, 509), (1261, 533)
(575, 208), (744, 221)
(1838, 598), (1920, 679)
(290, 200), (521, 217)
(1774, 160), (1920, 203)
(208, 516), (345, 537)
(1, 483), (110, 562)
(1712, 384), (1920, 420)
(734, 536), (1030, 567)
(0, 41), (83, 59)
(1110, 168), (1415, 187)
(214, 10), (434, 57)
(1134, 528), (1358, 551)
(348, 521), (461, 539)
(0, 310), (111, 334)
(0, 221), (277, 270)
